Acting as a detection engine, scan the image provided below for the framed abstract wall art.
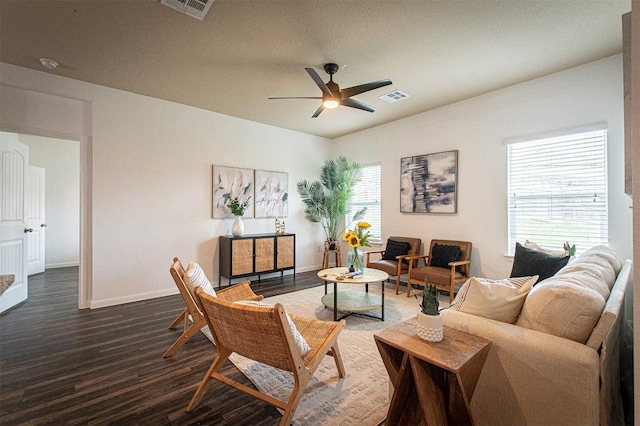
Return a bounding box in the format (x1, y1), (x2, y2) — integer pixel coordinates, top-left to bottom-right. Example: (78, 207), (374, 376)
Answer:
(400, 150), (458, 214)
(254, 170), (288, 218)
(212, 165), (254, 218)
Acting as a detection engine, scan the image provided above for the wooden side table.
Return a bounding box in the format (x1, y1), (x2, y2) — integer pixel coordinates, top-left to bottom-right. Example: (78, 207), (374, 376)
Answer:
(374, 318), (491, 425)
(322, 241), (341, 269)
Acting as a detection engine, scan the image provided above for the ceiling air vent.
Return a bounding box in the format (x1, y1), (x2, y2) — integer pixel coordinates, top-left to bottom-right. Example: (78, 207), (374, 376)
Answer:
(379, 90), (410, 103)
(160, 0), (213, 21)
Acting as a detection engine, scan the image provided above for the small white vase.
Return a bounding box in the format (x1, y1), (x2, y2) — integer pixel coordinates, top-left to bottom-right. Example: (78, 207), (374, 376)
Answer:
(232, 216), (244, 237)
(416, 312), (443, 342)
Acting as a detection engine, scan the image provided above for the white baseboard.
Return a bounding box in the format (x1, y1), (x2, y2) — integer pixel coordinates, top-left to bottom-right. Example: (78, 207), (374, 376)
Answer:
(45, 262), (80, 269)
(90, 287), (179, 309)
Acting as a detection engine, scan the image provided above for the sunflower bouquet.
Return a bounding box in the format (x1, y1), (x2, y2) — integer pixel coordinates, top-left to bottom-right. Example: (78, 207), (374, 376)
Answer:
(343, 221), (371, 272)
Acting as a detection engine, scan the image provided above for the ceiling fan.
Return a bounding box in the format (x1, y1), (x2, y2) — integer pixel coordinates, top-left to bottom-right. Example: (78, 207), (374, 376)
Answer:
(269, 63), (392, 118)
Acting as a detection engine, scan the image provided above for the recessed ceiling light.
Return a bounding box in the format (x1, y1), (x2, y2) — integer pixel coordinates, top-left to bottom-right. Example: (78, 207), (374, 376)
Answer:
(39, 58), (59, 70)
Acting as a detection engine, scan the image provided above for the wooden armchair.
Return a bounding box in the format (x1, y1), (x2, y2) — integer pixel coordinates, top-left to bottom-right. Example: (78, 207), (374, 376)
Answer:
(365, 236), (422, 295)
(406, 240), (472, 302)
(187, 289), (346, 425)
(163, 257), (262, 358)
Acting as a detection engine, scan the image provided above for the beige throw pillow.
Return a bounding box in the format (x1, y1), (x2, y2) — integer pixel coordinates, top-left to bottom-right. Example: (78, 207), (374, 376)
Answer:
(524, 240), (569, 257)
(448, 276), (537, 323)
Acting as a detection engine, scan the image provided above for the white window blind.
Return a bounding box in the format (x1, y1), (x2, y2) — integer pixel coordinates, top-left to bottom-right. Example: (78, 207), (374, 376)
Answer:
(507, 127), (608, 256)
(348, 164), (381, 244)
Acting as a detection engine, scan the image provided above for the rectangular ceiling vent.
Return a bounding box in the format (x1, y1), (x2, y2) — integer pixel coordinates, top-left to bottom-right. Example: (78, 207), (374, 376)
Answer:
(161, 0), (213, 21)
(379, 90), (410, 103)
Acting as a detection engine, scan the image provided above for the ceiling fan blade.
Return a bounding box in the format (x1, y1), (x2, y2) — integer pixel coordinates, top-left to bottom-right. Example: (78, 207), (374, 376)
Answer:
(312, 105), (324, 118)
(305, 67), (334, 97)
(341, 98), (376, 113)
(340, 79), (392, 98)
(268, 97), (322, 99)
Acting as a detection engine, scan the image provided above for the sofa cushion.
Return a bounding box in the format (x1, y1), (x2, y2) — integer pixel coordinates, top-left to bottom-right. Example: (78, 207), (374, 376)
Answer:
(382, 239), (412, 261)
(555, 264), (611, 299)
(430, 243), (462, 268)
(448, 276), (537, 323)
(186, 262), (217, 297)
(578, 245), (622, 275)
(516, 280), (606, 343)
(510, 242), (570, 283)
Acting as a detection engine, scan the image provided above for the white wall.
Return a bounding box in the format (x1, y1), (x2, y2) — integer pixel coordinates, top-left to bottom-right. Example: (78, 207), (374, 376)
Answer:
(334, 55), (632, 279)
(16, 134), (80, 268)
(0, 54), (631, 308)
(1, 62), (331, 308)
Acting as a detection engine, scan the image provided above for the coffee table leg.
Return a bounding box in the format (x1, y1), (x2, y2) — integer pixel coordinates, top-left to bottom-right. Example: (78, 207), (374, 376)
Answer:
(333, 281), (338, 321)
(382, 280), (385, 321)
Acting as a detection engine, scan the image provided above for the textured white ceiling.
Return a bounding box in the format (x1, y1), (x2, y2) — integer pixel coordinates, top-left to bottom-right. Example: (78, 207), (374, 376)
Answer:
(0, 0), (631, 139)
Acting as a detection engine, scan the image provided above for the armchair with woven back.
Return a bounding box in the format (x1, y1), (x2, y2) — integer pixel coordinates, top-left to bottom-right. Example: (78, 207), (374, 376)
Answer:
(164, 257), (263, 358)
(406, 239), (472, 302)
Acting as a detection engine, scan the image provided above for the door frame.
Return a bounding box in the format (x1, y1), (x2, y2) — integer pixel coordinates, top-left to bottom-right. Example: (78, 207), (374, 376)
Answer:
(0, 102), (92, 309)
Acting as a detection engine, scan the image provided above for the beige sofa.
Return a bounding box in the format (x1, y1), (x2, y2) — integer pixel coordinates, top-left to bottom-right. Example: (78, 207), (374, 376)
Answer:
(443, 245), (631, 426)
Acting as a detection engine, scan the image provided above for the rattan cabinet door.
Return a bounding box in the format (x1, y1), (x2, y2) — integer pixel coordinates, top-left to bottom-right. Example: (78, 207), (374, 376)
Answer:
(254, 237), (275, 272)
(231, 239), (254, 276)
(277, 235), (295, 269)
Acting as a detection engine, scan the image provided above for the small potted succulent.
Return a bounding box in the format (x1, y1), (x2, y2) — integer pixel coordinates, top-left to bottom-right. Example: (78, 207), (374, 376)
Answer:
(414, 279), (443, 342)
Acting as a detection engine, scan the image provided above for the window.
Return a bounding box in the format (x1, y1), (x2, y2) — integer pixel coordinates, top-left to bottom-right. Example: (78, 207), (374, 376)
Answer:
(507, 126), (608, 256)
(348, 163), (381, 244)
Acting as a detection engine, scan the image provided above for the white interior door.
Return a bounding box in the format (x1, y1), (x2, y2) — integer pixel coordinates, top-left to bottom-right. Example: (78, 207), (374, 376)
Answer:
(26, 165), (45, 275)
(0, 134), (29, 313)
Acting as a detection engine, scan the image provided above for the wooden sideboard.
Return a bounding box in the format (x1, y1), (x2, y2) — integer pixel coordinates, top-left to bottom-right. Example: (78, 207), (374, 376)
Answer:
(219, 233), (295, 286)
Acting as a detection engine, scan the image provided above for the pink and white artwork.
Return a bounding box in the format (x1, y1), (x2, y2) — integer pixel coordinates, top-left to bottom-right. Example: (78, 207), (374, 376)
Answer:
(254, 170), (288, 218)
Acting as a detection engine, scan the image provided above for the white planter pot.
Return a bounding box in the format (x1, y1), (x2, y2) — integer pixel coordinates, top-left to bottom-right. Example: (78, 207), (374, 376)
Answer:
(232, 216), (244, 237)
(416, 312), (443, 342)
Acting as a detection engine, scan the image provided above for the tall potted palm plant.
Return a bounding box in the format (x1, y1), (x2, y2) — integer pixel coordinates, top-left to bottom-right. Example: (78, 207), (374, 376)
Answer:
(297, 157), (366, 249)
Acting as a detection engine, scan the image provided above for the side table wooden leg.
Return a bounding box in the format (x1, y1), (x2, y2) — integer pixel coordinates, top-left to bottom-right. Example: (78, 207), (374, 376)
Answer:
(410, 356), (448, 425)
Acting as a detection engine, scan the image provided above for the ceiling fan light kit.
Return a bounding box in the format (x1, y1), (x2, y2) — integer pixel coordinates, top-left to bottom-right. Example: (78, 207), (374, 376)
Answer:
(269, 63), (392, 118)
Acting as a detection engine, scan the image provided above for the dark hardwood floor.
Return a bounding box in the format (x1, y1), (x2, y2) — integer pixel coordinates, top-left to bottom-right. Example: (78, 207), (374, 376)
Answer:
(0, 267), (327, 425)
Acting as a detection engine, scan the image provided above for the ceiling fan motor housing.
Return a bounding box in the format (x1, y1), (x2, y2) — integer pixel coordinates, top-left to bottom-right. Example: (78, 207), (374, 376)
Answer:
(323, 63), (340, 75)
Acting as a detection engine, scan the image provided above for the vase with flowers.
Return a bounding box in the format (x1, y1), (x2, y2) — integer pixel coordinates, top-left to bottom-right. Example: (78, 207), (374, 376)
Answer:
(227, 196), (251, 237)
(343, 221), (371, 274)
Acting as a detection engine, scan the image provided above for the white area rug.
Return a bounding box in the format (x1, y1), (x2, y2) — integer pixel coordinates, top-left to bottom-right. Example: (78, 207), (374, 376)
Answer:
(202, 282), (449, 426)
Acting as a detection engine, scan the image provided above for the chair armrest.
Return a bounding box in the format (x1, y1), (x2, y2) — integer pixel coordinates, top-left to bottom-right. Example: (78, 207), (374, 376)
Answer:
(365, 250), (385, 263)
(405, 254), (428, 261)
(448, 259), (470, 267)
(217, 281), (263, 302)
(407, 255), (429, 272)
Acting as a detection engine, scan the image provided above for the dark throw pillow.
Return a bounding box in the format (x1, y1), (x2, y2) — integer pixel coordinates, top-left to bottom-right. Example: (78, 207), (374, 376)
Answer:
(430, 243), (462, 268)
(510, 242), (570, 283)
(382, 239), (412, 261)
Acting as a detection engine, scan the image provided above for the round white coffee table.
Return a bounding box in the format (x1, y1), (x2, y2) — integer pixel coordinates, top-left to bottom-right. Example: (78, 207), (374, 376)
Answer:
(317, 267), (389, 321)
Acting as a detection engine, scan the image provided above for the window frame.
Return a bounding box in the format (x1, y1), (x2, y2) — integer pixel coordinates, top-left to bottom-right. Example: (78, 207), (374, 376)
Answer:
(506, 124), (608, 256)
(347, 162), (382, 245)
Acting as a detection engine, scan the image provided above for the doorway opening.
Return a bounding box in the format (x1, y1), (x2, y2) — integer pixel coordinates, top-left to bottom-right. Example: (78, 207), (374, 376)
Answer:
(20, 133), (81, 274)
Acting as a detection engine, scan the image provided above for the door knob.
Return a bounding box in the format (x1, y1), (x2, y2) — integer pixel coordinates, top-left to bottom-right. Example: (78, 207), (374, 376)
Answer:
(41, 223), (47, 227)
(24, 228), (33, 233)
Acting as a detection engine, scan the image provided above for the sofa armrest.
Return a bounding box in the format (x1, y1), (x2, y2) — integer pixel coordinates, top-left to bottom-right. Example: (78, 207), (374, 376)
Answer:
(442, 309), (600, 426)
